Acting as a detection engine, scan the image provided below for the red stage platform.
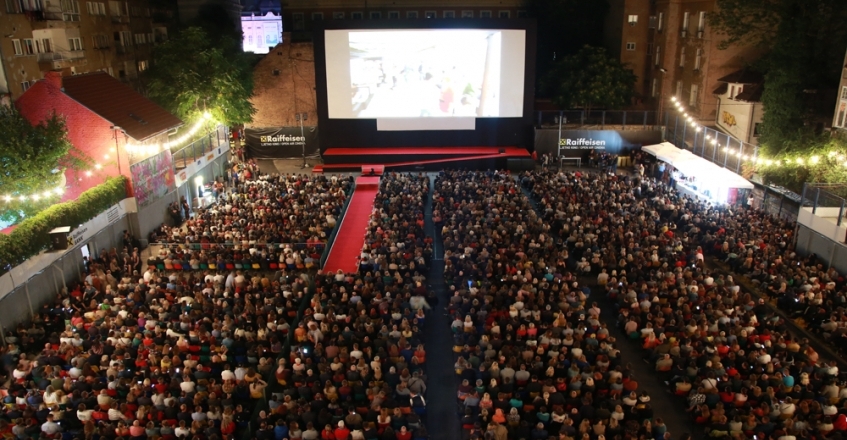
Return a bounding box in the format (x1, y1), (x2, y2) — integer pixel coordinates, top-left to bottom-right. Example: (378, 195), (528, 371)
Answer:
(314, 147), (530, 173)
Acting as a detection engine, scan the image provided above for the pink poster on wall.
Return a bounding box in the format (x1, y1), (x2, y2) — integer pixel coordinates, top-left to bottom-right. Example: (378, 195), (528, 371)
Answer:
(130, 150), (175, 207)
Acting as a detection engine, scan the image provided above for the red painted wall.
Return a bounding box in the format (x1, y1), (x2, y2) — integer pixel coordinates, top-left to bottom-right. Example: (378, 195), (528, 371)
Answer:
(15, 75), (132, 203)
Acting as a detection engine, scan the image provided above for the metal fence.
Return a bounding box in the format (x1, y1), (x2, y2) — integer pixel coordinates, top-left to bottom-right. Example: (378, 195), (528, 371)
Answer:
(536, 110), (659, 129)
(796, 224), (847, 274)
(801, 183), (847, 218)
(0, 216), (131, 342)
(663, 112), (761, 175)
(172, 125), (229, 170)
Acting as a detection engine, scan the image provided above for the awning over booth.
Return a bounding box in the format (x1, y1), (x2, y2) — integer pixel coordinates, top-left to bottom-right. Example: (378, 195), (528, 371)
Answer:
(642, 142), (753, 190)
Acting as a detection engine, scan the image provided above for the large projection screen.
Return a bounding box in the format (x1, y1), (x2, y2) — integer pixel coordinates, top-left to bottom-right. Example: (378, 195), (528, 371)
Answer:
(313, 19), (536, 149)
(324, 29), (526, 121)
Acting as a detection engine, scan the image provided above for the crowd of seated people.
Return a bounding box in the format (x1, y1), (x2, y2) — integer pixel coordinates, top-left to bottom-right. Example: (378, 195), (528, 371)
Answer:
(434, 170), (664, 440)
(0, 160), (359, 440)
(0, 239), (312, 439)
(148, 161), (352, 271)
(519, 167), (847, 440)
(249, 173), (432, 440)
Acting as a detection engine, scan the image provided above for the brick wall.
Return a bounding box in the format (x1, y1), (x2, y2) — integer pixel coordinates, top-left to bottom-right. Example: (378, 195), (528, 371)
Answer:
(248, 37), (318, 128)
(15, 76), (132, 202)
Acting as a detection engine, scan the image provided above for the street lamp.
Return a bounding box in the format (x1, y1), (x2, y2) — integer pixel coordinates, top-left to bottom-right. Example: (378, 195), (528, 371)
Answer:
(295, 112), (309, 169)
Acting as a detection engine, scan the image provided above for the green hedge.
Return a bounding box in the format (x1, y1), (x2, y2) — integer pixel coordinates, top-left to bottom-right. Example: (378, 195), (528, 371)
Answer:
(0, 176), (128, 274)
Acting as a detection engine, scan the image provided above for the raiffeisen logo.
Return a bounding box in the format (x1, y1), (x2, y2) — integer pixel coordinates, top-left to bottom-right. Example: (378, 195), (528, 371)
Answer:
(562, 138), (606, 146)
(260, 135), (305, 143)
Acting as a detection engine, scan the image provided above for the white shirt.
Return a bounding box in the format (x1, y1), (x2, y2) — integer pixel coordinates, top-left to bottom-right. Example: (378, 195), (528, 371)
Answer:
(41, 421), (61, 435)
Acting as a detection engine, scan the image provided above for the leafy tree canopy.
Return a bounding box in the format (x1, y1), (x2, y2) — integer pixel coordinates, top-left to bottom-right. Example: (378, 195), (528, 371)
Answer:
(544, 45), (637, 113)
(144, 27), (255, 127)
(710, 0), (847, 151)
(0, 106), (84, 225)
(760, 136), (847, 195)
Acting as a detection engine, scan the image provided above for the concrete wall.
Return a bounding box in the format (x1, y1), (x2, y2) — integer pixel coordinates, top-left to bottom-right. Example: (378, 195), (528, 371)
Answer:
(797, 207), (847, 243)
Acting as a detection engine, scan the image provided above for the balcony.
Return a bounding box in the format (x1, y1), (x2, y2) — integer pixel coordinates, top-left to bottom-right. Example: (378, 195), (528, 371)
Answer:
(36, 50), (87, 69)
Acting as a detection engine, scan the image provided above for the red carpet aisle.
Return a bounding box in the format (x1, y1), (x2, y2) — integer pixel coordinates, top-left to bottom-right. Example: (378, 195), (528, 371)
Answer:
(322, 176), (381, 274)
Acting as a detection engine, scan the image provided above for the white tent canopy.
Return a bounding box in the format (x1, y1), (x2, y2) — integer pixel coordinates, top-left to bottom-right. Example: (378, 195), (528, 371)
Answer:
(642, 142), (753, 191)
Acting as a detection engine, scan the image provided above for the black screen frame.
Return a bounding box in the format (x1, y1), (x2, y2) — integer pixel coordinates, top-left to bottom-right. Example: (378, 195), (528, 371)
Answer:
(313, 18), (537, 151)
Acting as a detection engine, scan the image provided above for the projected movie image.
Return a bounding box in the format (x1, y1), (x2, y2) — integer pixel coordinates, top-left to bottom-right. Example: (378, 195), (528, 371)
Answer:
(348, 30), (502, 118)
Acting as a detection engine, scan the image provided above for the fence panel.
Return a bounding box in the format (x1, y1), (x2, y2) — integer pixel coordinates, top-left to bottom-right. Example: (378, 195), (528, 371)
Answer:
(0, 287), (33, 332)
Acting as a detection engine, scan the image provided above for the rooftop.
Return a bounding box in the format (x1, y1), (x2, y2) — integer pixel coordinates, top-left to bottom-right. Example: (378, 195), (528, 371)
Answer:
(61, 72), (183, 141)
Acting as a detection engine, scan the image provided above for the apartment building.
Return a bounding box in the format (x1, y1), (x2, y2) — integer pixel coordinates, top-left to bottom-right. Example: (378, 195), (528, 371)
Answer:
(609, 0), (764, 131)
(0, 0), (176, 101)
(280, 0), (526, 39)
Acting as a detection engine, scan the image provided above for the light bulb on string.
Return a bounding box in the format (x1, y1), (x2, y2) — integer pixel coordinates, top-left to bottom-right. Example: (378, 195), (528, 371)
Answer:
(810, 156), (820, 164)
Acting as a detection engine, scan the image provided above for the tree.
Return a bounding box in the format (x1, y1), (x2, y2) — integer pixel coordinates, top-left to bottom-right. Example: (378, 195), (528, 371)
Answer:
(710, 0), (847, 152)
(524, 0), (610, 94)
(143, 27), (255, 127)
(0, 106), (86, 224)
(544, 45), (636, 113)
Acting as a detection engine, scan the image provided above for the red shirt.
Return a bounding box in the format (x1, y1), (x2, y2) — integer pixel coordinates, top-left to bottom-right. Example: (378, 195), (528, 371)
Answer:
(333, 427), (350, 440)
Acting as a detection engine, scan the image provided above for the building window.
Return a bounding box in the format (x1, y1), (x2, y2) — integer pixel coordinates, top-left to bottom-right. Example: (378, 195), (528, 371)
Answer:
(480, 10), (492, 18)
(654, 46), (660, 66)
(461, 10), (473, 18)
(332, 11), (344, 19)
(516, 10), (527, 18)
(841, 86), (847, 100)
(837, 104), (847, 127)
(351, 11), (363, 19)
(658, 12), (663, 31)
(498, 10), (509, 18)
(676, 81), (683, 97)
(369, 11), (380, 19)
(61, 0), (79, 20)
(22, 38), (34, 55)
(292, 12), (304, 30)
(87, 2), (105, 15)
(406, 11), (418, 18)
(682, 12), (690, 33)
(754, 122), (763, 136)
(21, 81), (30, 92)
(649, 15), (656, 29)
(694, 48), (702, 70)
(626, 42), (635, 51)
(5, 0), (21, 13)
(730, 85), (735, 98)
(68, 37), (83, 51)
(443, 10), (454, 18)
(137, 60), (148, 72)
(424, 11), (435, 18)
(628, 14), (637, 25)
(311, 12), (322, 20)
(388, 11), (399, 19)
(37, 38), (51, 53)
(689, 84), (699, 107)
(651, 78), (657, 97)
(12, 39), (22, 55)
(679, 47), (685, 67)
(698, 11), (706, 31)
(93, 34), (108, 48)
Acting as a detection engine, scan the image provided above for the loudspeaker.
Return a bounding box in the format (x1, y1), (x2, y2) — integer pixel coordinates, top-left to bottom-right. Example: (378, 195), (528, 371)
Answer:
(49, 226), (71, 251)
